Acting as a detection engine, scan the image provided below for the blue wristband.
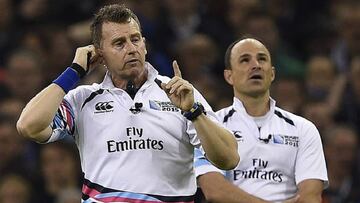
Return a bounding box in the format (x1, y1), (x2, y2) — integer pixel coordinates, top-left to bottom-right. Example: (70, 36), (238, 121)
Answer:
(53, 67), (80, 93)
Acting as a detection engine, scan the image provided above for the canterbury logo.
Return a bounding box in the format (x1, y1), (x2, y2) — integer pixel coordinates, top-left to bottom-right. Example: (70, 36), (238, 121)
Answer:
(95, 101), (114, 113)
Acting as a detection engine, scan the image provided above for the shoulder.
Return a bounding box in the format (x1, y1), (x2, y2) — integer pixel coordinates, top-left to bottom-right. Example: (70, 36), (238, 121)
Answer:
(68, 83), (102, 96)
(274, 107), (318, 132)
(64, 83), (105, 109)
(216, 106), (235, 123)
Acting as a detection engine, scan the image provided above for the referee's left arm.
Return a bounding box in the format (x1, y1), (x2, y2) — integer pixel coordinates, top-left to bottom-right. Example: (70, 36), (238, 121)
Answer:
(296, 179), (323, 203)
(191, 113), (239, 170)
(161, 61), (239, 170)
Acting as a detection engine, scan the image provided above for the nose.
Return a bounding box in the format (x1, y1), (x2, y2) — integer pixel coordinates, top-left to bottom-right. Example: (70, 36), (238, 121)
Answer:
(126, 41), (137, 54)
(250, 58), (261, 70)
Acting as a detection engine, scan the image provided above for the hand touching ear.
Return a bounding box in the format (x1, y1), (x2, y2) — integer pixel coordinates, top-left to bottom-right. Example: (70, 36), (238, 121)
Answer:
(72, 45), (101, 73)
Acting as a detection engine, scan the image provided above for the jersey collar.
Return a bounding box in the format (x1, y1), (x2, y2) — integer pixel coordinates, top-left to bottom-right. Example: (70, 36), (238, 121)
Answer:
(233, 97), (276, 117)
(99, 62), (159, 90)
(232, 97), (277, 131)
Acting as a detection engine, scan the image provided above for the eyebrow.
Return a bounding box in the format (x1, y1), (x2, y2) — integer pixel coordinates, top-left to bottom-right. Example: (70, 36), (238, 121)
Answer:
(111, 37), (125, 44)
(111, 33), (141, 44)
(239, 53), (251, 59)
(258, 53), (268, 58)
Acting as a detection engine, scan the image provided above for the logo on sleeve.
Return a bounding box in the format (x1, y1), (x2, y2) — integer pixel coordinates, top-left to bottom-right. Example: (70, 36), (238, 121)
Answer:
(149, 100), (179, 112)
(95, 101), (114, 113)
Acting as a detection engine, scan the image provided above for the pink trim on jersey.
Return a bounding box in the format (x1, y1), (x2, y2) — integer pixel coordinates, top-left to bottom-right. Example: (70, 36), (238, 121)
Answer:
(95, 196), (161, 203)
(82, 184), (194, 203)
(82, 184), (100, 197)
(62, 100), (74, 130)
(96, 196), (194, 203)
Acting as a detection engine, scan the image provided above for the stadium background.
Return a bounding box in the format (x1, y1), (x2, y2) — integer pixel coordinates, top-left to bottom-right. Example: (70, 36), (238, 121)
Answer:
(0, 0), (359, 202)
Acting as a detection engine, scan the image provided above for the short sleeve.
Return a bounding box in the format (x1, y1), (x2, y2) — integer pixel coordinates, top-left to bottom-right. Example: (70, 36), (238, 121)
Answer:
(295, 121), (329, 188)
(46, 98), (76, 143)
(194, 148), (224, 178)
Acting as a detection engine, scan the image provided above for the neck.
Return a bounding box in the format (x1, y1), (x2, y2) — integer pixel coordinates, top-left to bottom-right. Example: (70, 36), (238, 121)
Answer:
(111, 69), (148, 90)
(235, 91), (271, 117)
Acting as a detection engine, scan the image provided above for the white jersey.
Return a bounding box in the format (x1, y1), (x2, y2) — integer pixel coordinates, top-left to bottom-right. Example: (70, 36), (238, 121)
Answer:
(195, 97), (328, 202)
(48, 62), (220, 203)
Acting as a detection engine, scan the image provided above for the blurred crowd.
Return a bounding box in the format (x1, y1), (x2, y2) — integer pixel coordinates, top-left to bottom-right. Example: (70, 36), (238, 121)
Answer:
(0, 0), (359, 202)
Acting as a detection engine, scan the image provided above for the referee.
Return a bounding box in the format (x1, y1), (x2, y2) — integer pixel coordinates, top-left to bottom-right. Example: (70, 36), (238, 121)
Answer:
(17, 4), (239, 203)
(195, 38), (328, 203)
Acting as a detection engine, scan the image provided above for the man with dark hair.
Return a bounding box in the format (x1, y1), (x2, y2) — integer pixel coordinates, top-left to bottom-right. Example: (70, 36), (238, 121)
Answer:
(16, 4), (239, 203)
(90, 4), (142, 49)
(195, 38), (328, 203)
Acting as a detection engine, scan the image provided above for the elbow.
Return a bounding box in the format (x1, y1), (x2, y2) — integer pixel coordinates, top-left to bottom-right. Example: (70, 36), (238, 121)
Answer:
(229, 153), (240, 169)
(16, 118), (34, 139)
(223, 153), (240, 170)
(16, 117), (42, 141)
(213, 153), (240, 170)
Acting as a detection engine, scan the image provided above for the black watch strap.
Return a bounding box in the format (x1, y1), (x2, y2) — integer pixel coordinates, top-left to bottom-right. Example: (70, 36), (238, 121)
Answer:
(182, 102), (205, 121)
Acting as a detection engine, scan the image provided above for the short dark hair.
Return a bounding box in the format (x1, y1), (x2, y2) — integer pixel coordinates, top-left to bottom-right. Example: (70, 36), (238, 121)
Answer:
(90, 4), (142, 48)
(224, 39), (241, 70)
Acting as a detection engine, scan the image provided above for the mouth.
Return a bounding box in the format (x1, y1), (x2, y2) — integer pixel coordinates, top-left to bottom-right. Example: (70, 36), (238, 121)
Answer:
(249, 74), (263, 80)
(125, 59), (140, 67)
(126, 58), (140, 63)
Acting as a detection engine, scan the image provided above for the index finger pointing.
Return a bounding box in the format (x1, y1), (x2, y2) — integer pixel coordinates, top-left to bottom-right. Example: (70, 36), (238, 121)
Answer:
(172, 60), (182, 78)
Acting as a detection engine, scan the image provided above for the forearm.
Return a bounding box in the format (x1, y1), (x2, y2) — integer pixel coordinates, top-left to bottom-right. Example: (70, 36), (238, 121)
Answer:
(296, 179), (324, 203)
(297, 197), (321, 203)
(17, 45), (96, 142)
(198, 172), (269, 203)
(296, 191), (322, 203)
(193, 114), (239, 170)
(208, 187), (268, 203)
(17, 84), (65, 142)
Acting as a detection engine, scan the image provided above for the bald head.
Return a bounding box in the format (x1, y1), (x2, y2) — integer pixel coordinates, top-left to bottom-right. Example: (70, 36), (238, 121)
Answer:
(224, 38), (271, 70)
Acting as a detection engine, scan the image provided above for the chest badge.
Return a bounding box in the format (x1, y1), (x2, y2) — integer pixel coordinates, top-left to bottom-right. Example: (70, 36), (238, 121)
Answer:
(94, 101), (114, 113)
(149, 100), (179, 112)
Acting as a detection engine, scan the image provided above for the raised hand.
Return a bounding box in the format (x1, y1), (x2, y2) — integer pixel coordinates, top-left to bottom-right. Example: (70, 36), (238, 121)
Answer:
(72, 45), (100, 73)
(161, 60), (194, 111)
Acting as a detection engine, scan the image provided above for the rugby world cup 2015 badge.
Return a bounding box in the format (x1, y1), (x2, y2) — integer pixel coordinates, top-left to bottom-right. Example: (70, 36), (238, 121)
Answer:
(273, 134), (299, 147)
(149, 100), (179, 112)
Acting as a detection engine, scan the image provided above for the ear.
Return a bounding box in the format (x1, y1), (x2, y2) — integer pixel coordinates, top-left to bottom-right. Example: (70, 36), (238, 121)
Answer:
(96, 48), (103, 56)
(224, 69), (234, 85)
(143, 37), (147, 55)
(271, 66), (275, 82)
(96, 48), (104, 63)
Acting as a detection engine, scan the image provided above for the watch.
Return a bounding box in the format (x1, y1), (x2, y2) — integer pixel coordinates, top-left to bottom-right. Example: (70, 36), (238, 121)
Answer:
(182, 102), (205, 121)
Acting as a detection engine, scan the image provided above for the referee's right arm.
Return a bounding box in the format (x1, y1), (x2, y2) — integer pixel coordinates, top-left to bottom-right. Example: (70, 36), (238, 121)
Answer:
(17, 45), (95, 143)
(17, 84), (66, 142)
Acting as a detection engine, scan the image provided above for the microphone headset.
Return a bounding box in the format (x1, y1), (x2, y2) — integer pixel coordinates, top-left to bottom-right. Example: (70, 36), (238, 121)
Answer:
(129, 102), (143, 114)
(259, 134), (272, 144)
